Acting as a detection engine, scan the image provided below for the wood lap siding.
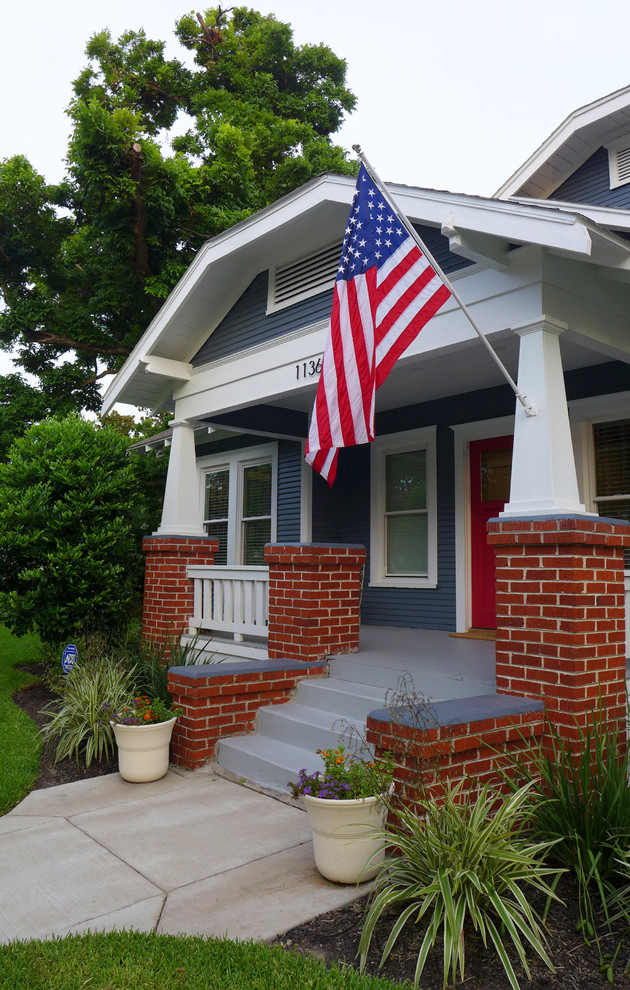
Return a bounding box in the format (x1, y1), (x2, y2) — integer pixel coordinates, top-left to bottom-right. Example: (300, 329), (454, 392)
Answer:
(277, 440), (302, 543)
(191, 273), (332, 366)
(552, 147), (630, 210)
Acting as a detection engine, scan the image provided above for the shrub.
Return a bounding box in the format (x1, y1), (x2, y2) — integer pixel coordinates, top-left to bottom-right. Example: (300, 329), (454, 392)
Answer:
(359, 780), (561, 990)
(0, 415), (145, 645)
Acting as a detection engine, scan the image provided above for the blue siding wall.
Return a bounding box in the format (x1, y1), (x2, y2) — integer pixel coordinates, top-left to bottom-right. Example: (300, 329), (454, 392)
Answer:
(552, 147), (630, 210)
(277, 440), (302, 542)
(192, 226), (472, 367)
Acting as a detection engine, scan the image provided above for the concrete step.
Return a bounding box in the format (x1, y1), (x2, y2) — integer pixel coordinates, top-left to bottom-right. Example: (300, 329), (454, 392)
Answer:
(217, 734), (326, 794)
(329, 656), (412, 690)
(256, 703), (369, 754)
(293, 677), (387, 720)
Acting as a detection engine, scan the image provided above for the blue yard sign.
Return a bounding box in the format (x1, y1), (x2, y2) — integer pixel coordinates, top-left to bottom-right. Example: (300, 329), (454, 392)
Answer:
(61, 643), (78, 674)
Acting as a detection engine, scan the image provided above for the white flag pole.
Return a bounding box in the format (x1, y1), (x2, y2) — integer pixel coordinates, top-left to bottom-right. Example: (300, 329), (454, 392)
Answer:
(353, 145), (537, 417)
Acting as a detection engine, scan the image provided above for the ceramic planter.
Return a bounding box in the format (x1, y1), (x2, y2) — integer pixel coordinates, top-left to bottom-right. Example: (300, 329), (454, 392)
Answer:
(302, 793), (388, 883)
(111, 716), (177, 782)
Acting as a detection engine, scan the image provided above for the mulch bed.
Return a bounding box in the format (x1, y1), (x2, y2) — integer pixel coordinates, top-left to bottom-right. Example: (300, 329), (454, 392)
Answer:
(12, 666), (630, 988)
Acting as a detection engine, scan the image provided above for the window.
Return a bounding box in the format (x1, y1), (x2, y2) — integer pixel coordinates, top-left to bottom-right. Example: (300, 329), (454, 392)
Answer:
(370, 427), (437, 588)
(199, 444), (277, 566)
(593, 418), (630, 567)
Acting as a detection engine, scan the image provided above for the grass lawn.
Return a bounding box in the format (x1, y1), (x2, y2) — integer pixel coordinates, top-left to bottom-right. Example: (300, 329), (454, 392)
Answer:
(0, 625), (42, 815)
(0, 931), (404, 990)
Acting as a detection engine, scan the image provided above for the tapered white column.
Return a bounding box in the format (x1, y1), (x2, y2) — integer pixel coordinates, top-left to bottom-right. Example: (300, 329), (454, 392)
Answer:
(501, 318), (587, 517)
(157, 420), (206, 536)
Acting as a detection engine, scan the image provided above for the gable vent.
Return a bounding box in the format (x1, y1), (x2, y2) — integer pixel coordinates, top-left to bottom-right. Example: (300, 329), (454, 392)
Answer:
(269, 242), (341, 312)
(609, 143), (630, 189)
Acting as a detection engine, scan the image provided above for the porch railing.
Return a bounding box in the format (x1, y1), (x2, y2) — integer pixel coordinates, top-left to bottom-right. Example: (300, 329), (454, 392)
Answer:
(187, 565), (269, 643)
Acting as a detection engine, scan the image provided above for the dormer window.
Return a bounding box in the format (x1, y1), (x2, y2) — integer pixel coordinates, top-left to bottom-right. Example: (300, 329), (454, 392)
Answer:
(267, 241), (341, 313)
(608, 135), (630, 188)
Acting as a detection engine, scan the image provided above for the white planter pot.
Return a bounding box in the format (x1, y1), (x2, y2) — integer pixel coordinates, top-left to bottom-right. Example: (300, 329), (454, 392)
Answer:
(111, 717), (177, 783)
(302, 793), (388, 884)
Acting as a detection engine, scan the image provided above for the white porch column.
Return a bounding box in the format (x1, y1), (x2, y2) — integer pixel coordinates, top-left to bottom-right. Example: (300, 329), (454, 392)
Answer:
(501, 318), (587, 517)
(156, 420), (206, 536)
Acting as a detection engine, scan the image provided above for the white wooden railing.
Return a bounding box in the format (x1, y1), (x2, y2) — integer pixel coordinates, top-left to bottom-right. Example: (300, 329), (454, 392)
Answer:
(187, 565), (269, 643)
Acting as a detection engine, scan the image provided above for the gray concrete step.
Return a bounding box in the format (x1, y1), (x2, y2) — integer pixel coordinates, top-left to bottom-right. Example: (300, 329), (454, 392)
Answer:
(216, 671), (386, 793)
(256, 703), (353, 752)
(216, 734), (324, 794)
(294, 677), (387, 720)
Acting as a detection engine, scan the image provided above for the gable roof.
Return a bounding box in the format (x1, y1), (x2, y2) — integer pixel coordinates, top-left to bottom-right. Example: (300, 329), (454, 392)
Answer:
(102, 169), (630, 415)
(495, 85), (630, 200)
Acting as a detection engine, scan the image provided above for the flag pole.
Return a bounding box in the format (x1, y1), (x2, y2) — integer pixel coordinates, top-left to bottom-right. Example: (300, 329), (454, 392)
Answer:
(352, 145), (537, 417)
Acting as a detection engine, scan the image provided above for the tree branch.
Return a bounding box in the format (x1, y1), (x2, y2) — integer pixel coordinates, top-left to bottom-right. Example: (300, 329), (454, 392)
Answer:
(23, 329), (132, 357)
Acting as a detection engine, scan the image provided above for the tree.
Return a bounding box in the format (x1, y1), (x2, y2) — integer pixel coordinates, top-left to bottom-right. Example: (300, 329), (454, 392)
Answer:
(0, 417), (146, 644)
(0, 7), (356, 436)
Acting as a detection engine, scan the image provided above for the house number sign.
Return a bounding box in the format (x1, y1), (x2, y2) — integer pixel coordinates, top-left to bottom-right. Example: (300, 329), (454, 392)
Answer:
(295, 357), (322, 380)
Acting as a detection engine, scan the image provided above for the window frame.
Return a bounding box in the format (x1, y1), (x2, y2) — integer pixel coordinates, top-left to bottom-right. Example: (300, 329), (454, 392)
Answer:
(369, 427), (438, 589)
(198, 443), (278, 565)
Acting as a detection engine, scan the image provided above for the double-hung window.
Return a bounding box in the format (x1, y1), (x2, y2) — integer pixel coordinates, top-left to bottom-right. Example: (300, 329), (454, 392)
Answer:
(200, 444), (277, 566)
(370, 427), (438, 588)
(592, 418), (630, 567)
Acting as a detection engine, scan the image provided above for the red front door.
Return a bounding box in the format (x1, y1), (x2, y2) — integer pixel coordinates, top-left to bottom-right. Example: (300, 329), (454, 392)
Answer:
(470, 436), (513, 629)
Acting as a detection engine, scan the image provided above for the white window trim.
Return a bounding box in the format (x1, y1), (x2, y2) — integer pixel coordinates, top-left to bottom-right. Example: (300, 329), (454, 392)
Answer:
(198, 442), (278, 564)
(607, 133), (630, 190)
(369, 426), (438, 589)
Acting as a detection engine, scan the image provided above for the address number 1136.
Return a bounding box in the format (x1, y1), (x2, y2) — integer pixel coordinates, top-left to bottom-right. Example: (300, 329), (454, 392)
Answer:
(296, 357), (322, 380)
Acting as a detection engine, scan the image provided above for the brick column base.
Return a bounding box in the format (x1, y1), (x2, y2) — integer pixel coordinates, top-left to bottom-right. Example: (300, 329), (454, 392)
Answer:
(264, 543), (366, 662)
(367, 694), (544, 812)
(168, 660), (328, 769)
(487, 516), (630, 745)
(142, 535), (218, 647)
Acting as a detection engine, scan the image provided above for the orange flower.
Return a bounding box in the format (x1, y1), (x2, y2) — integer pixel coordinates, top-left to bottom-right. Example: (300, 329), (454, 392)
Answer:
(144, 712), (152, 721)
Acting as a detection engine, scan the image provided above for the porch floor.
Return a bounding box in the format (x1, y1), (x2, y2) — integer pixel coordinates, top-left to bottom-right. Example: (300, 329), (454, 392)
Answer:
(334, 625), (497, 701)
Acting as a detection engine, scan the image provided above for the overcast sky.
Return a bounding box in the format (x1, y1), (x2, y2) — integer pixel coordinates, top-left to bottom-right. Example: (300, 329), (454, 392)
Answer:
(2, 0), (630, 384)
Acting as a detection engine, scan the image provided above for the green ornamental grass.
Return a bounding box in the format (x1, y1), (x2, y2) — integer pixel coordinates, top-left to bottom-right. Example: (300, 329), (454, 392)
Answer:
(359, 780), (562, 990)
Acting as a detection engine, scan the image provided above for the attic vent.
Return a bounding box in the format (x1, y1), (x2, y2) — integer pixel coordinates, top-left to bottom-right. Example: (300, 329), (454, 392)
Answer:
(268, 242), (341, 313)
(608, 142), (630, 189)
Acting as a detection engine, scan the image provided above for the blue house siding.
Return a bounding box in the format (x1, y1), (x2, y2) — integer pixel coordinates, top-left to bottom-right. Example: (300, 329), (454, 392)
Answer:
(277, 440), (302, 542)
(192, 226), (472, 368)
(552, 147), (630, 210)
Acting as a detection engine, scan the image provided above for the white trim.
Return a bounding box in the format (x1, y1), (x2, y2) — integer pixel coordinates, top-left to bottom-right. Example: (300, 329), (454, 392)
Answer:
(607, 133), (630, 189)
(300, 440), (313, 542)
(451, 415), (514, 633)
(369, 427), (437, 589)
(197, 442), (278, 564)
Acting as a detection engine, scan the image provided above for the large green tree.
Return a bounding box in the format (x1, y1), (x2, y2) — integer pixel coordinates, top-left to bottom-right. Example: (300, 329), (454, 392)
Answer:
(0, 6), (356, 433)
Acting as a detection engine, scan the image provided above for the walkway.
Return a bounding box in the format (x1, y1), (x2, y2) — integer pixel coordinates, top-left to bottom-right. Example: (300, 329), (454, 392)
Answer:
(0, 768), (369, 944)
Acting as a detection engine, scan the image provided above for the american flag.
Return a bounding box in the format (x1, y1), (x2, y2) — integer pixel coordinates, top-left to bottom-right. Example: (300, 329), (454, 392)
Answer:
(304, 164), (452, 485)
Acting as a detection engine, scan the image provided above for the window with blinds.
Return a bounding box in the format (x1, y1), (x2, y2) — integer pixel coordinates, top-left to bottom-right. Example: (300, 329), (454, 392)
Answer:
(241, 462), (272, 565)
(204, 468), (229, 565)
(200, 444), (277, 566)
(385, 450), (428, 576)
(593, 418), (630, 566)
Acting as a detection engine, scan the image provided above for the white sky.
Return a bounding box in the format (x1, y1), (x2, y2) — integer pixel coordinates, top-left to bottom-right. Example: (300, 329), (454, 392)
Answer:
(2, 0), (630, 383)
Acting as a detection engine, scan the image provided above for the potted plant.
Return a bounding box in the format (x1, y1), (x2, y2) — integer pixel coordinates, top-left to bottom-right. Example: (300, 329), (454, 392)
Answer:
(107, 696), (181, 783)
(289, 746), (394, 884)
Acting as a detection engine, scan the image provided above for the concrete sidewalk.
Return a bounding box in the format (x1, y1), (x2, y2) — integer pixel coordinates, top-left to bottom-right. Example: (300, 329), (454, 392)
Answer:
(0, 768), (369, 944)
